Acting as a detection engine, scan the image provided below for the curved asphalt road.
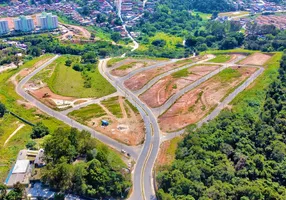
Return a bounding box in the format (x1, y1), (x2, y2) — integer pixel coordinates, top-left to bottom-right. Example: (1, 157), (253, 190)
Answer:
(15, 55), (139, 160)
(99, 59), (158, 200)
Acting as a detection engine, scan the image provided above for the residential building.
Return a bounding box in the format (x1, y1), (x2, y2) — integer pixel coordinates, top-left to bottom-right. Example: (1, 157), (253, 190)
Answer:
(37, 12), (58, 30)
(5, 149), (46, 188)
(14, 16), (35, 32)
(0, 20), (9, 34)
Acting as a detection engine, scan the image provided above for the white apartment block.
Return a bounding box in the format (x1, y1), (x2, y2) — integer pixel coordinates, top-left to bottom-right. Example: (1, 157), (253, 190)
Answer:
(14, 16), (35, 32)
(37, 12), (58, 30)
(0, 20), (9, 35)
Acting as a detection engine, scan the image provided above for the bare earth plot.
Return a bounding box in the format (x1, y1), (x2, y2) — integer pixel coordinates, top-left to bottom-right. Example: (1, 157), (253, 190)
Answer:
(28, 86), (79, 109)
(140, 65), (220, 108)
(110, 59), (163, 77)
(68, 96), (145, 146)
(124, 56), (206, 91)
(158, 66), (258, 132)
(239, 52), (272, 66)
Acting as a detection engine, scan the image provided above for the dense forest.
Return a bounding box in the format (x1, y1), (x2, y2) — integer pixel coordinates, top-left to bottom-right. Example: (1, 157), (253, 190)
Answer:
(160, 0), (236, 13)
(42, 128), (131, 199)
(245, 24), (286, 52)
(9, 35), (127, 58)
(157, 52), (286, 199)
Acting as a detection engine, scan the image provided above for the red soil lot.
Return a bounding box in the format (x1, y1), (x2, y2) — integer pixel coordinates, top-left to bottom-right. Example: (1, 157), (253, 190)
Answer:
(239, 53), (272, 66)
(124, 56), (206, 91)
(139, 65), (220, 108)
(158, 66), (258, 132)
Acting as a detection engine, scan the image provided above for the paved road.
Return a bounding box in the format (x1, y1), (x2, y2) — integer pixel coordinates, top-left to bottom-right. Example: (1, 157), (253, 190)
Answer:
(61, 92), (120, 115)
(99, 59), (158, 200)
(16, 55), (140, 160)
(111, 59), (179, 82)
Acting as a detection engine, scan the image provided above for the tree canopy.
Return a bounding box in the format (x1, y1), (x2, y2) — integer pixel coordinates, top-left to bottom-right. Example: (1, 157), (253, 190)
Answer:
(42, 128), (131, 198)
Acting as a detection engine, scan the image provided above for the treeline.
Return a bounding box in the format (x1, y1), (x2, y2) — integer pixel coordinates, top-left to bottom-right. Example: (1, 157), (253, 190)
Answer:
(160, 0), (236, 13)
(185, 21), (244, 52)
(13, 35), (127, 57)
(245, 23), (286, 52)
(42, 128), (131, 199)
(157, 52), (286, 199)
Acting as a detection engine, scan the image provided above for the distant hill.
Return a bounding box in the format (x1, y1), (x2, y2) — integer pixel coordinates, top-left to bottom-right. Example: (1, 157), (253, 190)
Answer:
(160, 0), (236, 13)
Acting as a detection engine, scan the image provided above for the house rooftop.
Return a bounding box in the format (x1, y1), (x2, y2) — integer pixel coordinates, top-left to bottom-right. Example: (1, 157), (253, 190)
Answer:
(12, 160), (30, 174)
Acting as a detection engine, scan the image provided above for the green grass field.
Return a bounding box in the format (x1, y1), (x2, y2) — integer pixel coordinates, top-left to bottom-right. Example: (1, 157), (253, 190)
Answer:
(107, 57), (126, 67)
(48, 56), (116, 98)
(101, 97), (123, 118)
(0, 55), (68, 181)
(68, 104), (106, 124)
(149, 32), (183, 50)
(172, 68), (192, 78)
(216, 68), (241, 82)
(193, 12), (212, 21)
(209, 54), (232, 63)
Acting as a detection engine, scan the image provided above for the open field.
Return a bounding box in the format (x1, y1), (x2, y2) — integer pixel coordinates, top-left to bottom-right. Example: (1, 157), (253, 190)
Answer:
(219, 11), (250, 18)
(0, 55), (69, 181)
(158, 66), (258, 132)
(124, 56), (206, 91)
(239, 52), (272, 66)
(110, 59), (162, 77)
(149, 32), (183, 50)
(69, 96), (145, 146)
(209, 54), (233, 63)
(48, 56), (116, 98)
(140, 64), (220, 108)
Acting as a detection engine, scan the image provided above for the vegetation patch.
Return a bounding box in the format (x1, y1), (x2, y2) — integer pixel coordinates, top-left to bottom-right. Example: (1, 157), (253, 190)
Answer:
(107, 57), (126, 67)
(68, 104), (106, 124)
(101, 97), (123, 118)
(117, 62), (145, 70)
(172, 68), (192, 78)
(215, 68), (241, 82)
(209, 54), (232, 63)
(48, 56), (116, 98)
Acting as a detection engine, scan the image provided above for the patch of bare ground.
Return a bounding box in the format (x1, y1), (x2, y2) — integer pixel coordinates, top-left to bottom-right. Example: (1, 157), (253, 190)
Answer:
(124, 55), (208, 91)
(239, 52), (272, 65)
(110, 59), (161, 77)
(158, 66), (258, 132)
(140, 65), (220, 107)
(155, 136), (183, 171)
(85, 97), (145, 146)
(28, 86), (75, 109)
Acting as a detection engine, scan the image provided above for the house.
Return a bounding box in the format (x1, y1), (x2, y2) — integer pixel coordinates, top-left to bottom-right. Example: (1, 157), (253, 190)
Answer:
(5, 149), (46, 188)
(5, 150), (31, 188)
